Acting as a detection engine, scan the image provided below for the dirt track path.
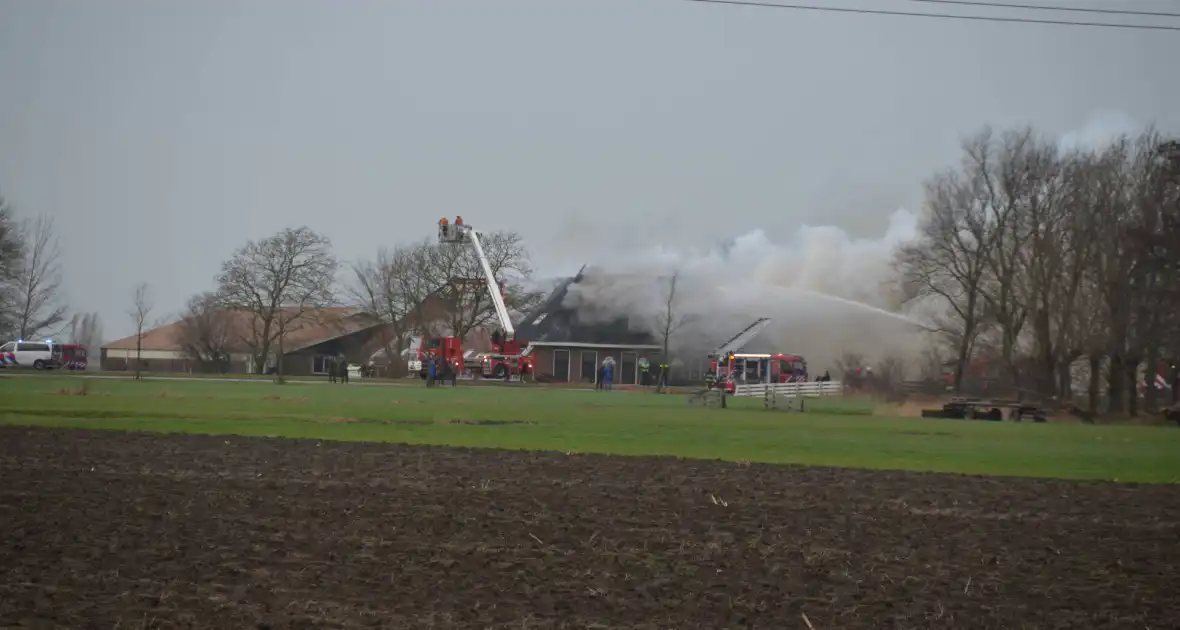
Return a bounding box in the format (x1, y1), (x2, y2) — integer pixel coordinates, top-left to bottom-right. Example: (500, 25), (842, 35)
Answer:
(2, 426), (1178, 629)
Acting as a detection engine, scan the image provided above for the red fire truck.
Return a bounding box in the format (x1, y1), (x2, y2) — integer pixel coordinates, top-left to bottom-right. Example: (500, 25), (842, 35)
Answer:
(709, 352), (809, 393)
(704, 318), (808, 393)
(415, 217), (534, 381)
(52, 344), (88, 370)
(415, 333), (534, 380)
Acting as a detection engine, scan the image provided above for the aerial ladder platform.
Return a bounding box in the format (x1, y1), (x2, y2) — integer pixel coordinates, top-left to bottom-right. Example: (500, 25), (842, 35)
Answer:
(708, 317), (773, 358)
(436, 216), (530, 381)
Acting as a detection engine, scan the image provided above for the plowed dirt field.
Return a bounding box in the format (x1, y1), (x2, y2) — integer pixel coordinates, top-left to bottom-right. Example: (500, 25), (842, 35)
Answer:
(2, 426), (1179, 629)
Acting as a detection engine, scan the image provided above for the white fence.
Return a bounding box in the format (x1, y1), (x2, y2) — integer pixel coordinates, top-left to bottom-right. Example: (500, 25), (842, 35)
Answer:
(731, 381), (844, 398)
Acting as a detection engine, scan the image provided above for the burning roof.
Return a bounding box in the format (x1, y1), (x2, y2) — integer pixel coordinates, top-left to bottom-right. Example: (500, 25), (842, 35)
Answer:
(514, 266), (657, 346)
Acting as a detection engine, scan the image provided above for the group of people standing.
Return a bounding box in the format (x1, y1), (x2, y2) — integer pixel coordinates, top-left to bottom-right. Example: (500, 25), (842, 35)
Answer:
(423, 352), (458, 387)
(595, 356), (658, 390)
(326, 355), (350, 384)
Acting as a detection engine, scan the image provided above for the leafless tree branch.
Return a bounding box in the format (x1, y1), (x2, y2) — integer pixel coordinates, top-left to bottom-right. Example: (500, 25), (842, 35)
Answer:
(175, 292), (236, 373)
(215, 226), (338, 378)
(68, 312), (103, 365)
(12, 215), (67, 340)
(128, 282), (153, 381)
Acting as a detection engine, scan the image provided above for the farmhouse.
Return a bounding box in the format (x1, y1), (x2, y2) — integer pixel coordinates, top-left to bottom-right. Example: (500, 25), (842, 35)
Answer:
(101, 307), (401, 376)
(101, 288), (509, 377)
(515, 269), (662, 385)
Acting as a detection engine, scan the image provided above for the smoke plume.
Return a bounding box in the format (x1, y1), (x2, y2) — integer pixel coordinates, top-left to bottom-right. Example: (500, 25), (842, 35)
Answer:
(558, 208), (926, 373)
(552, 111), (1148, 375)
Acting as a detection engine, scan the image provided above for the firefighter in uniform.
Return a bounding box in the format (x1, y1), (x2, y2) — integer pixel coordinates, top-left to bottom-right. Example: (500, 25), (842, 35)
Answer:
(638, 357), (650, 387)
(658, 362), (670, 389)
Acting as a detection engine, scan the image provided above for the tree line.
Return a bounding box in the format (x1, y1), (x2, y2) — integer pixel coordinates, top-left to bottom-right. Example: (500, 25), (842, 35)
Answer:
(6, 122), (1177, 402)
(168, 226), (540, 379)
(898, 126), (1180, 414)
(0, 196), (103, 353)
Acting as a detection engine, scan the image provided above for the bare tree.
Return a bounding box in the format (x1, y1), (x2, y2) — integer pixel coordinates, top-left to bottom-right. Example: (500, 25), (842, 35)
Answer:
(216, 226), (338, 379)
(175, 292), (236, 373)
(349, 244), (431, 376)
(67, 311), (104, 364)
(973, 128), (1033, 389)
(128, 282), (153, 380)
(654, 270), (690, 392)
(904, 124), (1180, 414)
(11, 215), (67, 340)
(429, 230), (543, 341)
(1004, 131), (1074, 397)
(0, 196), (24, 338)
(1081, 133), (1164, 414)
(897, 143), (995, 392)
(1151, 140), (1180, 405)
(1045, 148), (1107, 402)
(1123, 132), (1180, 413)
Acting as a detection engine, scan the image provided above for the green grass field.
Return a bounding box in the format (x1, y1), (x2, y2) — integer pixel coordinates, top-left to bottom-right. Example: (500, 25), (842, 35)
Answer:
(2, 375), (1178, 483)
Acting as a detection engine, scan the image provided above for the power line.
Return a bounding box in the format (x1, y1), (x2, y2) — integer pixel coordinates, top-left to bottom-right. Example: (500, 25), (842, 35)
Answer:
(678, 0), (1180, 31)
(903, 0), (1180, 19)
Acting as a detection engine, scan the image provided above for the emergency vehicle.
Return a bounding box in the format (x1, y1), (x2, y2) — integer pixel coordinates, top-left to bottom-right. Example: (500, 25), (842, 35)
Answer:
(704, 318), (809, 394)
(0, 339), (59, 369)
(53, 344), (89, 370)
(414, 217), (534, 381)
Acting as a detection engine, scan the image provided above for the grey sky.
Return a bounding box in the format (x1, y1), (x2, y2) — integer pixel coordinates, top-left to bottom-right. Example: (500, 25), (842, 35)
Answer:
(1, 0), (1177, 341)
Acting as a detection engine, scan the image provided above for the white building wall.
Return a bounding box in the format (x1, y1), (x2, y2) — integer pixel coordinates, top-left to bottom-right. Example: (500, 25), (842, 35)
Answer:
(103, 349), (185, 360)
(102, 349), (254, 373)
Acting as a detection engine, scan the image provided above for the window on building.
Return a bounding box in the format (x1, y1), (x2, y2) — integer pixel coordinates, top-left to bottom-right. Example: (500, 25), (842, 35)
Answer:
(312, 355), (333, 374)
(580, 350), (597, 383)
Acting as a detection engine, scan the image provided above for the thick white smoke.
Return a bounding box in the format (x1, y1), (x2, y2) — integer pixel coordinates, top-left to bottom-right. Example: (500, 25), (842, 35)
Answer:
(551, 111), (1148, 374)
(558, 208), (927, 373)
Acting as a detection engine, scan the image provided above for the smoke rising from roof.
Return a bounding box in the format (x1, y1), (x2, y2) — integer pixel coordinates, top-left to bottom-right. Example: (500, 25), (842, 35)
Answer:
(557, 111), (1149, 374)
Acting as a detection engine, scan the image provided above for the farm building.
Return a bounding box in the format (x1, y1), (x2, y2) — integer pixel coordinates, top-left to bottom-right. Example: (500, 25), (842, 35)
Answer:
(101, 286), (488, 377)
(101, 269), (668, 382)
(101, 307), (405, 376)
(515, 268), (663, 385)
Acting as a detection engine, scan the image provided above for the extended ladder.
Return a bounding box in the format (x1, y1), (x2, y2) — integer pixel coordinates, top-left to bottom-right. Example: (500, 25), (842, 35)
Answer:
(710, 317), (773, 358)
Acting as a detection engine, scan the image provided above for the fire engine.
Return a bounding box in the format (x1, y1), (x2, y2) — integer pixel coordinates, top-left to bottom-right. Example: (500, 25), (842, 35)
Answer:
(53, 344), (88, 370)
(705, 318), (808, 394)
(415, 217), (534, 381)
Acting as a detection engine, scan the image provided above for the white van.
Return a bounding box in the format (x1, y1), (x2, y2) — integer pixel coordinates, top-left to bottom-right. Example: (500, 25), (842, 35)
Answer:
(0, 340), (57, 369)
